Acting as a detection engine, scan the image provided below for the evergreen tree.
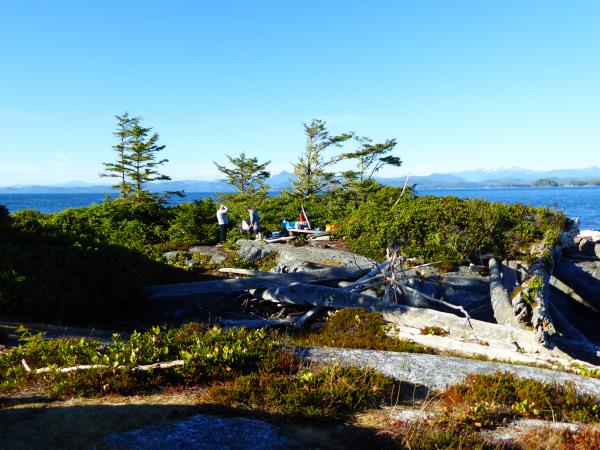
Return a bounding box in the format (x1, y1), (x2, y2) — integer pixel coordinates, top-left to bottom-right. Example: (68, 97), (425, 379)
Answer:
(339, 136), (401, 181)
(127, 119), (171, 195)
(100, 112), (136, 197)
(101, 113), (171, 198)
(214, 152), (271, 193)
(291, 119), (352, 197)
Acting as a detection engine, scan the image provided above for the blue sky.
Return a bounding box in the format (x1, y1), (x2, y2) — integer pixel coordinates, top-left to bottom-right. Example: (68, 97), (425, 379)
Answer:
(1, 1), (599, 185)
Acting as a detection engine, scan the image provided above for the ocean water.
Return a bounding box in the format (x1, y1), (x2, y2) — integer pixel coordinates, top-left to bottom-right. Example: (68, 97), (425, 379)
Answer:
(418, 186), (600, 230)
(1, 187), (599, 230)
(0, 192), (218, 214)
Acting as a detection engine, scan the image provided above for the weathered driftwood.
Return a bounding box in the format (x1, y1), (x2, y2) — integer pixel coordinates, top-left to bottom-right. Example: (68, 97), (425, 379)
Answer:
(250, 283), (381, 309)
(218, 268), (272, 277)
(147, 266), (366, 299)
(394, 282), (473, 329)
(549, 275), (600, 314)
(264, 236), (296, 244)
(529, 254), (558, 347)
(220, 318), (296, 329)
(21, 359), (185, 375)
(294, 307), (325, 328)
(489, 258), (524, 328)
(548, 303), (600, 362)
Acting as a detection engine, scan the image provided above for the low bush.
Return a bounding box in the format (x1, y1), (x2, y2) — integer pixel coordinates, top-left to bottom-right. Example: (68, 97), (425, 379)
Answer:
(442, 371), (600, 427)
(296, 308), (434, 353)
(206, 365), (397, 420)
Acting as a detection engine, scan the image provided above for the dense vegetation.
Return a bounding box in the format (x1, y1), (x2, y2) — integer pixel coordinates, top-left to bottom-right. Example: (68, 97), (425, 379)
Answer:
(0, 314), (407, 421)
(0, 181), (567, 325)
(3, 314), (600, 448)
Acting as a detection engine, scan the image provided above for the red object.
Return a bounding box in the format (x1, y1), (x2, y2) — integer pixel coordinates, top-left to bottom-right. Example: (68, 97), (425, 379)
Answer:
(299, 213), (307, 221)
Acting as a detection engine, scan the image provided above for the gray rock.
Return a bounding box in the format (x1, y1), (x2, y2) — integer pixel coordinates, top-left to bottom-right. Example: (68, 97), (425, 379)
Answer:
(236, 240), (279, 263)
(104, 413), (288, 450)
(188, 246), (228, 265)
(235, 239), (376, 272)
(298, 347), (600, 397)
(162, 251), (186, 261)
(596, 243), (600, 260)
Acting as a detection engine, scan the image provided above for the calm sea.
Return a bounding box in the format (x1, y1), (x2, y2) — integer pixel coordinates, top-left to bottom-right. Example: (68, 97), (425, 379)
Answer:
(1, 187), (599, 230)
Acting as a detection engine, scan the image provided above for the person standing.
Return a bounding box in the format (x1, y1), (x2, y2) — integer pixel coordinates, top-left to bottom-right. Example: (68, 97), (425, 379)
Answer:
(247, 207), (260, 234)
(217, 204), (229, 243)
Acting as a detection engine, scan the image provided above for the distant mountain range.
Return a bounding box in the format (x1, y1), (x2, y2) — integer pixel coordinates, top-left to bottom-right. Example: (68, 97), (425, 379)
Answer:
(2, 167), (600, 193)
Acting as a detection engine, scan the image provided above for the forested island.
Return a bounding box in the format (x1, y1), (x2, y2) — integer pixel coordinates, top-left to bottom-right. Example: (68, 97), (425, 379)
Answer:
(2, 115), (600, 448)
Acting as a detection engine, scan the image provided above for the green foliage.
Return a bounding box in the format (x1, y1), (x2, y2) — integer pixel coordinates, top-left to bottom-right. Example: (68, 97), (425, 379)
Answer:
(221, 256), (258, 270)
(291, 119), (353, 197)
(101, 113), (172, 197)
(442, 372), (600, 426)
(0, 198), (198, 324)
(257, 252), (280, 271)
(207, 365), (397, 420)
(343, 193), (566, 264)
(1, 324), (281, 396)
(296, 308), (434, 353)
(214, 152), (271, 193)
(420, 326), (449, 336)
(338, 136), (400, 182)
(166, 198), (218, 245)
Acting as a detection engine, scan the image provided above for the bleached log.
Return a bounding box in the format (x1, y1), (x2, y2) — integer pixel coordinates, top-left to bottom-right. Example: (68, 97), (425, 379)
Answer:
(548, 303), (600, 362)
(351, 260), (391, 284)
(250, 283), (381, 309)
(549, 275), (600, 314)
(529, 253), (557, 347)
(23, 360), (186, 375)
(147, 266), (366, 299)
(489, 258), (524, 328)
(132, 360), (185, 371)
(343, 274), (384, 292)
(218, 268), (272, 277)
(265, 236), (296, 244)
(294, 307), (325, 328)
(395, 282), (473, 329)
(220, 318), (296, 329)
(33, 364), (106, 374)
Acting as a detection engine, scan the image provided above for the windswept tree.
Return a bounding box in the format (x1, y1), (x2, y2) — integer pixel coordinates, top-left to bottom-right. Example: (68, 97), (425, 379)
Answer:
(127, 119), (171, 194)
(339, 137), (401, 182)
(291, 119), (352, 197)
(100, 112), (136, 197)
(214, 152), (271, 193)
(101, 113), (171, 198)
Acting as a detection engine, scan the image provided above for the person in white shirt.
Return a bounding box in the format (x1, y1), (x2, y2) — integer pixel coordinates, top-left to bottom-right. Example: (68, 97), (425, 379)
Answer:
(216, 204), (229, 243)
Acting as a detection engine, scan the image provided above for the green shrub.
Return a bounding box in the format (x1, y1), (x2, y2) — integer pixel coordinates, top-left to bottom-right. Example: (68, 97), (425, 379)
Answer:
(296, 307), (433, 353)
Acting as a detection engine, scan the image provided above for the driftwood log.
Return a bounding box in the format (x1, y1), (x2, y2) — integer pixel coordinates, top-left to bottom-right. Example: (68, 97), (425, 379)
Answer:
(250, 283), (381, 309)
(489, 258), (525, 329)
(147, 266), (368, 299)
(21, 359), (185, 375)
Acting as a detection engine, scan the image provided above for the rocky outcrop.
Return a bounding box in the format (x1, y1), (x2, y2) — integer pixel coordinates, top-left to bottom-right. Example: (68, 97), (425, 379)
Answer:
(104, 414), (288, 450)
(298, 347), (600, 397)
(236, 239), (377, 272)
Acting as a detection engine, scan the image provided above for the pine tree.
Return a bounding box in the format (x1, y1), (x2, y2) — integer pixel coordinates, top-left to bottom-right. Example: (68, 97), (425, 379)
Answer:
(291, 119), (352, 197)
(101, 113), (171, 198)
(214, 152), (271, 193)
(100, 112), (136, 197)
(126, 119), (171, 195)
(339, 136), (401, 181)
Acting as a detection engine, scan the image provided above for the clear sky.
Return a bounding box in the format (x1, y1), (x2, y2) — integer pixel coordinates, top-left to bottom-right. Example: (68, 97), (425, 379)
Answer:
(1, 0), (599, 185)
